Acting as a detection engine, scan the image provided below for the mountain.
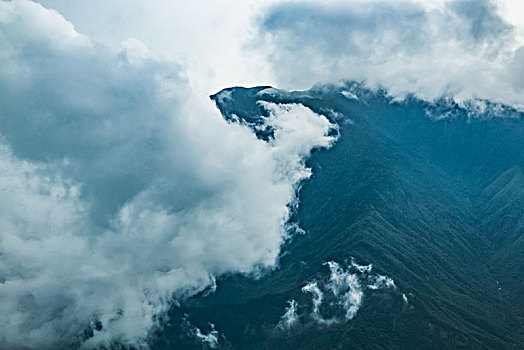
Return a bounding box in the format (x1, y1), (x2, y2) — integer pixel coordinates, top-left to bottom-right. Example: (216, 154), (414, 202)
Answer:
(154, 83), (524, 349)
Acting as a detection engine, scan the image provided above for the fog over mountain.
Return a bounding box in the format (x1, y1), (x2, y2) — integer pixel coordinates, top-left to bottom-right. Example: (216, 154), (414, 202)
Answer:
(258, 0), (524, 107)
(0, 0), (522, 349)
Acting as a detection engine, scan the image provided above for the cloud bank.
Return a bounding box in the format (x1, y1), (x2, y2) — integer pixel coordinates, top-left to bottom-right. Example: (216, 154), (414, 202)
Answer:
(0, 1), (336, 348)
(258, 0), (524, 108)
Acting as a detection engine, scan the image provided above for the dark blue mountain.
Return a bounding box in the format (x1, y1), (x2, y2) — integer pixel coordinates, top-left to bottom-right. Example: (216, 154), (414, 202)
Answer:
(155, 83), (523, 349)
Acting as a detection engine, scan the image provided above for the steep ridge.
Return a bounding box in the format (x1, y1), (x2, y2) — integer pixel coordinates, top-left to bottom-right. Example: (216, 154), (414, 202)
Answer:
(155, 83), (523, 349)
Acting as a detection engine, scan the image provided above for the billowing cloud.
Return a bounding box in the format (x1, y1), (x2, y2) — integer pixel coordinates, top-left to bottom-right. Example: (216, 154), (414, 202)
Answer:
(0, 1), (337, 348)
(34, 0), (276, 95)
(257, 0), (524, 108)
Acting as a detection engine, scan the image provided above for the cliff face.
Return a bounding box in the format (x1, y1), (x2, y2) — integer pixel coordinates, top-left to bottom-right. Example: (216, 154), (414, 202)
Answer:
(156, 83), (524, 350)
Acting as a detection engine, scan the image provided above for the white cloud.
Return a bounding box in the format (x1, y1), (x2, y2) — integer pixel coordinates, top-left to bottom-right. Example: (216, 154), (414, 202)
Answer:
(193, 325), (219, 349)
(181, 316), (221, 349)
(298, 259), (397, 325)
(34, 0), (277, 95)
(257, 0), (524, 108)
(325, 261), (363, 321)
(27, 0), (524, 108)
(350, 258), (373, 274)
(302, 282), (336, 325)
(367, 275), (396, 290)
(0, 1), (336, 348)
(277, 299), (299, 330)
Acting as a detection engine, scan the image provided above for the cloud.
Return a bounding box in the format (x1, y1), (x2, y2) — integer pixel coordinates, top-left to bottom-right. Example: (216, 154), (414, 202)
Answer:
(276, 299), (299, 330)
(28, 0), (524, 108)
(181, 316), (221, 349)
(257, 0), (524, 108)
(34, 0), (276, 95)
(324, 261), (363, 321)
(367, 275), (396, 290)
(302, 282), (335, 325)
(298, 259), (397, 326)
(0, 1), (336, 348)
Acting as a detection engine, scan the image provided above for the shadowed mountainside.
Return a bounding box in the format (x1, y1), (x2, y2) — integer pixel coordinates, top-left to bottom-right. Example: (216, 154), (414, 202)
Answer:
(155, 83), (523, 349)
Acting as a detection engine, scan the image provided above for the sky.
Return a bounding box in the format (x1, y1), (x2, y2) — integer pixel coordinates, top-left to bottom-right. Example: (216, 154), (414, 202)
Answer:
(0, 0), (523, 349)
(259, 0), (524, 106)
(35, 0), (524, 104)
(35, 0), (277, 94)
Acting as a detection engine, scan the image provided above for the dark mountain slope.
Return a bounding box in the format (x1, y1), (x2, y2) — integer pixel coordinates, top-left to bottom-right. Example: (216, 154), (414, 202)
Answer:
(154, 83), (523, 349)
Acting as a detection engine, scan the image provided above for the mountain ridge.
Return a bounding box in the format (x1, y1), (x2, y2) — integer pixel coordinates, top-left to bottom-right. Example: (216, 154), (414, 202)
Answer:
(155, 82), (523, 349)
